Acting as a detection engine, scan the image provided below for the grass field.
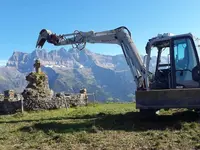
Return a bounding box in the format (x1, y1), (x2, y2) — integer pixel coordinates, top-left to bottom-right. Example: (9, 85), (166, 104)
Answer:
(0, 102), (200, 150)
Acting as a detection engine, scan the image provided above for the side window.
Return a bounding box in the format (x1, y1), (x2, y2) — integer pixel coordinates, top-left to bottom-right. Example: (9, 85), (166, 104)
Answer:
(174, 44), (185, 60)
(174, 38), (197, 70)
(174, 37), (198, 87)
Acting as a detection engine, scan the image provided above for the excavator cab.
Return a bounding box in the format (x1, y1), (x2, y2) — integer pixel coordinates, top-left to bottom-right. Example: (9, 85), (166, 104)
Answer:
(136, 33), (200, 112)
(146, 33), (200, 90)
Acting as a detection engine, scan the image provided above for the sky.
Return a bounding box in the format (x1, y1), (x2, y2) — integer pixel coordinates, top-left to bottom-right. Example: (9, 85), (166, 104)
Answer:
(1, 0), (200, 65)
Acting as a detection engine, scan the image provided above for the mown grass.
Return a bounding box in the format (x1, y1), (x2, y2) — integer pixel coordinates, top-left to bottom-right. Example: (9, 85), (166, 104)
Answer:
(0, 102), (200, 150)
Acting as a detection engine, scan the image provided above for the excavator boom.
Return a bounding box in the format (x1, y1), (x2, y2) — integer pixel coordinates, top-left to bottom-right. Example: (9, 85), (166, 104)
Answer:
(36, 26), (149, 89)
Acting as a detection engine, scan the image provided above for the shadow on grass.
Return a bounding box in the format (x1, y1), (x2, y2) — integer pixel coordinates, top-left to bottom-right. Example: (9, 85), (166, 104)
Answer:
(0, 114), (97, 124)
(94, 111), (200, 131)
(20, 121), (92, 134)
(19, 110), (200, 134)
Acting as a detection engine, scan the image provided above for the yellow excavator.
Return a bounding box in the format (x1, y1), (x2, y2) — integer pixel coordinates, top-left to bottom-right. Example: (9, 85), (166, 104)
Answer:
(36, 26), (200, 114)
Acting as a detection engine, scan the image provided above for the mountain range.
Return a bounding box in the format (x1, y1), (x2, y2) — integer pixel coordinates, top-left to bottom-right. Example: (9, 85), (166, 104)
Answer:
(0, 48), (162, 101)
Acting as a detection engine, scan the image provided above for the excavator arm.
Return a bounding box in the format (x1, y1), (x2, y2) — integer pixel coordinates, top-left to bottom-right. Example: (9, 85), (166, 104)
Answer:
(36, 26), (149, 89)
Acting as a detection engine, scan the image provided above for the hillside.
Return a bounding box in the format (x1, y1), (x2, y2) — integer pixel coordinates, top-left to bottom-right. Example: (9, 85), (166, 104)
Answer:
(0, 103), (199, 150)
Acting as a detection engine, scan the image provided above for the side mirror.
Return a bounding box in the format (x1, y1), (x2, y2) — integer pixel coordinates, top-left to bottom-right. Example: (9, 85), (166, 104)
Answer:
(192, 65), (200, 82)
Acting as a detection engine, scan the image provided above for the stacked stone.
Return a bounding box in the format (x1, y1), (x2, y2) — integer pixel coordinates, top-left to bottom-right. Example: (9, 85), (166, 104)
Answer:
(22, 59), (55, 110)
(22, 59), (88, 111)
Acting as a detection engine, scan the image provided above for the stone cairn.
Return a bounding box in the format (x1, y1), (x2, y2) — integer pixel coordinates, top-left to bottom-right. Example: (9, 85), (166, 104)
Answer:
(21, 59), (88, 111)
(22, 59), (55, 110)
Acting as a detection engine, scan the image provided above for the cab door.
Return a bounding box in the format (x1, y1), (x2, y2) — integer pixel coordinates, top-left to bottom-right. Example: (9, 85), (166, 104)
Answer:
(172, 37), (199, 88)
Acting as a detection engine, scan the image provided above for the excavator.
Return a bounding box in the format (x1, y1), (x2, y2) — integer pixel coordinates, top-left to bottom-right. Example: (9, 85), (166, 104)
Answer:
(36, 26), (200, 114)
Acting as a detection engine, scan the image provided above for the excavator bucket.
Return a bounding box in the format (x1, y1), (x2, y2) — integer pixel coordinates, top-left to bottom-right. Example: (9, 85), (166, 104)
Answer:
(36, 37), (46, 48)
(36, 29), (48, 48)
(36, 29), (60, 48)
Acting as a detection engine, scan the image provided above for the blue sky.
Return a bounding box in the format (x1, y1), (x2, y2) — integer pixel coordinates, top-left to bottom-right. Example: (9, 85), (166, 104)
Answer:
(1, 0), (200, 63)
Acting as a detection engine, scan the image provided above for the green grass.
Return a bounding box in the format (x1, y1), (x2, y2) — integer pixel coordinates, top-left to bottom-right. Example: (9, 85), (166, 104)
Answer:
(0, 103), (200, 150)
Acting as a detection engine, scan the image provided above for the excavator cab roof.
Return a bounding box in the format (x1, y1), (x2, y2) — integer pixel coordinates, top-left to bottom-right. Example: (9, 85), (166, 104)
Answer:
(145, 33), (198, 54)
